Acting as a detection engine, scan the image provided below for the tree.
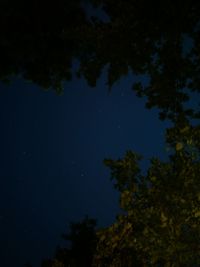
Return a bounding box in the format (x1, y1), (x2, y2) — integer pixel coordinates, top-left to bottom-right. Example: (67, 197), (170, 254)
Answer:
(92, 124), (200, 266)
(79, 0), (200, 122)
(0, 0), (90, 92)
(1, 0), (200, 122)
(41, 216), (97, 267)
(6, 2), (199, 265)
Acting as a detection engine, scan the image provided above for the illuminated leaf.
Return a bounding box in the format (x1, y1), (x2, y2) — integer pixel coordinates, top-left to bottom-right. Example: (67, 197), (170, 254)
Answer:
(176, 142), (183, 151)
(180, 126), (189, 133)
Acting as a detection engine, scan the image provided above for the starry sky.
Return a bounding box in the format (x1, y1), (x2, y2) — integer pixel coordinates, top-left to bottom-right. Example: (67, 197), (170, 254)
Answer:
(0, 70), (171, 267)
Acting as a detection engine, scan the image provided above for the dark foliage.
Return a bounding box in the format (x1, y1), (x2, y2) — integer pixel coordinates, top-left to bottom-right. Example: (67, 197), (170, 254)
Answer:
(41, 216), (97, 267)
(1, 0), (200, 121)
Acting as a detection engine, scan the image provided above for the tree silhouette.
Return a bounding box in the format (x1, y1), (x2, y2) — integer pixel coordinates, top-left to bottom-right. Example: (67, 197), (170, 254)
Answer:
(41, 216), (97, 267)
(0, 0), (89, 92)
(79, 0), (200, 122)
(1, 0), (200, 122)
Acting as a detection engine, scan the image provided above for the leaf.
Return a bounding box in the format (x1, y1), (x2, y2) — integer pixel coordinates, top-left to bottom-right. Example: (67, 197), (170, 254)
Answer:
(180, 126), (189, 133)
(186, 139), (193, 145)
(194, 210), (200, 218)
(176, 142), (183, 151)
(100, 235), (106, 242)
(151, 176), (157, 182)
(161, 212), (168, 227)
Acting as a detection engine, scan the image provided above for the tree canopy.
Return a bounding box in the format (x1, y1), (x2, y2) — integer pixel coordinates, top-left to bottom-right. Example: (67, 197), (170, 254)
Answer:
(79, 0), (200, 122)
(0, 0), (88, 92)
(1, 0), (200, 121)
(93, 124), (200, 266)
(37, 123), (200, 266)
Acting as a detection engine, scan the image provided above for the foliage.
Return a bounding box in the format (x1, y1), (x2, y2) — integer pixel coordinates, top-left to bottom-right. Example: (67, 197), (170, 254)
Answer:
(1, 0), (200, 122)
(79, 0), (200, 122)
(93, 129), (200, 266)
(14, 2), (200, 266)
(41, 216), (97, 267)
(0, 0), (89, 92)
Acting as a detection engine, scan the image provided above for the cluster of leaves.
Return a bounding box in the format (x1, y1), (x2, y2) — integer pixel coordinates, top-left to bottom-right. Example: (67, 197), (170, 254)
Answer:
(166, 123), (200, 157)
(93, 138), (200, 266)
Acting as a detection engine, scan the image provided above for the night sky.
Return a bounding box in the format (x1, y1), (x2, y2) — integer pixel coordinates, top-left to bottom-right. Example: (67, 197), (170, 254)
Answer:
(0, 69), (170, 267)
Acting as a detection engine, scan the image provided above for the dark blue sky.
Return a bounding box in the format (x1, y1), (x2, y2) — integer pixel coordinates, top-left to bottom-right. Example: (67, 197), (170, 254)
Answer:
(0, 71), (170, 267)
